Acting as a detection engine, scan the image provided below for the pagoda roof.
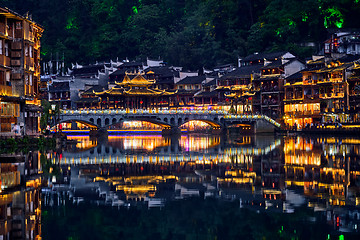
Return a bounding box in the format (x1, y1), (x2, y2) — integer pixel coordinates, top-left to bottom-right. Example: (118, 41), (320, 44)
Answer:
(94, 85), (176, 97)
(116, 73), (155, 86)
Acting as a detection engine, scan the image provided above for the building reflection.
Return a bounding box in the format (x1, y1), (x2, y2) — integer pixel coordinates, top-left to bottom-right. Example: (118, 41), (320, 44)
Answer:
(44, 134), (360, 232)
(0, 152), (42, 240)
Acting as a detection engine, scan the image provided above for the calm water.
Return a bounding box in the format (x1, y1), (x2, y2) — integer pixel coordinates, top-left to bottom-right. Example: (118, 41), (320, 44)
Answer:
(2, 133), (360, 239)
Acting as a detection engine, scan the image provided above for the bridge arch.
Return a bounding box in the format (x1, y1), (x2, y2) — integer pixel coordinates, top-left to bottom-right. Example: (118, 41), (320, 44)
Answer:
(97, 118), (102, 127)
(180, 119), (223, 128)
(56, 119), (99, 129)
(105, 118), (172, 129)
(105, 118), (110, 126)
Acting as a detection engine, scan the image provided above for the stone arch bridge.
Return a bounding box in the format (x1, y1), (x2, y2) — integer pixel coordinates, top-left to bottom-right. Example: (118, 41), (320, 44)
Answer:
(58, 109), (281, 134)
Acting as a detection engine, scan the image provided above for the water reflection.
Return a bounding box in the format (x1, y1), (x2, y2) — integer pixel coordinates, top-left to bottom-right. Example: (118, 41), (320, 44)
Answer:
(0, 152), (42, 240)
(4, 134), (360, 239)
(41, 135), (360, 236)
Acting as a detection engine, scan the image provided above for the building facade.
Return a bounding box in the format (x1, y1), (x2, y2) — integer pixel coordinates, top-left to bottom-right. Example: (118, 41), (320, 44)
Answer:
(0, 7), (43, 136)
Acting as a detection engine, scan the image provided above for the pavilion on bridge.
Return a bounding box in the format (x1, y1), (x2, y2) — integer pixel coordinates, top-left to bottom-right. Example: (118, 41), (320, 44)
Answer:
(94, 71), (177, 109)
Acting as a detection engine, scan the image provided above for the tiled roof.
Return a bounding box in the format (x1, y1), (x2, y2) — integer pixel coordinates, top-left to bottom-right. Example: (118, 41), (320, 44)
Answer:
(242, 51), (288, 62)
(219, 65), (262, 80)
(176, 75), (206, 85)
(48, 81), (70, 92)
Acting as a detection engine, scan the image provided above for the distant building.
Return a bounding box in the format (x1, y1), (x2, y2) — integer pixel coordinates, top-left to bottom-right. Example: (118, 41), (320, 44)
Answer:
(175, 75), (205, 106)
(324, 30), (360, 56)
(48, 81), (71, 109)
(0, 7), (43, 136)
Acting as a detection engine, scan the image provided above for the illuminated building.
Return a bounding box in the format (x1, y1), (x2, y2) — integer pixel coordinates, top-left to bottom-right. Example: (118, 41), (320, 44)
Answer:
(48, 81), (71, 109)
(0, 7), (43, 136)
(94, 71), (177, 109)
(75, 84), (103, 109)
(283, 57), (323, 128)
(347, 62), (360, 122)
(324, 31), (360, 56)
(175, 75), (205, 106)
(217, 65), (261, 114)
(256, 57), (305, 120)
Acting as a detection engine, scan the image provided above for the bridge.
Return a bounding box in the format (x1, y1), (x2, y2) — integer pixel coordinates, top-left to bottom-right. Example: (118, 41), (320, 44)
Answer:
(58, 109), (281, 134)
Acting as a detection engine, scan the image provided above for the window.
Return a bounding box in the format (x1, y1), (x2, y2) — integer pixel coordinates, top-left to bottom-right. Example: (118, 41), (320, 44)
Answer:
(29, 74), (33, 86)
(16, 22), (22, 29)
(0, 40), (2, 55)
(29, 45), (33, 58)
(25, 45), (29, 56)
(4, 43), (9, 57)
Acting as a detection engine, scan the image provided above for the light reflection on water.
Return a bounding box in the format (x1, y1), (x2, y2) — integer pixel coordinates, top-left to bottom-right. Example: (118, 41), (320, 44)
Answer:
(38, 134), (360, 238)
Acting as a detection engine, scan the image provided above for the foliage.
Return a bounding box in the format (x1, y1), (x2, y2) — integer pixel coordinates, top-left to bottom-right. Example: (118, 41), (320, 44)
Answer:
(40, 99), (60, 131)
(1, 0), (360, 69)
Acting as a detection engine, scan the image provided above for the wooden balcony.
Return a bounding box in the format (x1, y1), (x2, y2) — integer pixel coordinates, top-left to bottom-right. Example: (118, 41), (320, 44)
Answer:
(11, 41), (22, 50)
(11, 51), (21, 58)
(11, 59), (21, 67)
(319, 93), (344, 99)
(0, 55), (10, 66)
(12, 73), (21, 80)
(318, 78), (343, 84)
(14, 29), (22, 39)
(0, 85), (12, 95)
(0, 22), (5, 35)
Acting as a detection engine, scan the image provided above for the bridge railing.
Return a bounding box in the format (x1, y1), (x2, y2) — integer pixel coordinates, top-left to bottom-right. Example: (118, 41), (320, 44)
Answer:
(61, 109), (281, 128)
(224, 114), (281, 128)
(61, 109), (228, 115)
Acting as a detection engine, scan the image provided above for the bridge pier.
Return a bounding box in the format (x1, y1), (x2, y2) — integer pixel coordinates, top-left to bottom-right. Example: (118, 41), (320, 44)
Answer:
(162, 128), (181, 135)
(211, 127), (223, 135)
(254, 120), (276, 133)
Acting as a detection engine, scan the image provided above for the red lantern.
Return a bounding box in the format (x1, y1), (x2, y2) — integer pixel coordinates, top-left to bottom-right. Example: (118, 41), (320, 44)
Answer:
(115, 101), (118, 104)
(248, 97), (252, 101)
(225, 98), (229, 102)
(140, 100), (143, 104)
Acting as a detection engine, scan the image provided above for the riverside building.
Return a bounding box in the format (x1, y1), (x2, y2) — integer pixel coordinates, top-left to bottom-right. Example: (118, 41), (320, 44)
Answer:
(0, 7), (43, 136)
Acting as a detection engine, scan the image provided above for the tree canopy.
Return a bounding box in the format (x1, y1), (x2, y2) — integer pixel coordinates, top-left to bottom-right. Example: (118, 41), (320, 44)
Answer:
(1, 0), (360, 70)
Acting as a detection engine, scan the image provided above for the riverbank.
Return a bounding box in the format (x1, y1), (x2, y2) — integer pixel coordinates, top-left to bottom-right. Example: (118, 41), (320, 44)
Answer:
(0, 135), (57, 154)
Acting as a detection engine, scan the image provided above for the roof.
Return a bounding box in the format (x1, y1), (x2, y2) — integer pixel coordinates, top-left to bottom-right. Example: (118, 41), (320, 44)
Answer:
(194, 91), (218, 98)
(94, 86), (176, 97)
(204, 79), (217, 87)
(307, 57), (325, 65)
(48, 81), (70, 92)
(82, 85), (106, 95)
(261, 59), (284, 69)
(317, 62), (354, 73)
(116, 73), (155, 86)
(219, 65), (262, 80)
(145, 66), (178, 78)
(338, 55), (360, 63)
(176, 75), (206, 85)
(242, 51), (288, 62)
(286, 71), (303, 80)
(71, 64), (105, 76)
(117, 61), (143, 68)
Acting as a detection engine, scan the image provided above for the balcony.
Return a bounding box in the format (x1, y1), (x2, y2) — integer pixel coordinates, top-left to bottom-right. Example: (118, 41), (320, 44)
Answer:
(318, 77), (343, 84)
(0, 85), (12, 95)
(0, 22), (5, 35)
(11, 59), (21, 67)
(11, 51), (21, 58)
(319, 93), (344, 99)
(0, 55), (10, 66)
(11, 41), (22, 50)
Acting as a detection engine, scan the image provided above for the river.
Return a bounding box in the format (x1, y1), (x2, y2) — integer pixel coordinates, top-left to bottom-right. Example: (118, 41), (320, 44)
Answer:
(2, 133), (360, 239)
